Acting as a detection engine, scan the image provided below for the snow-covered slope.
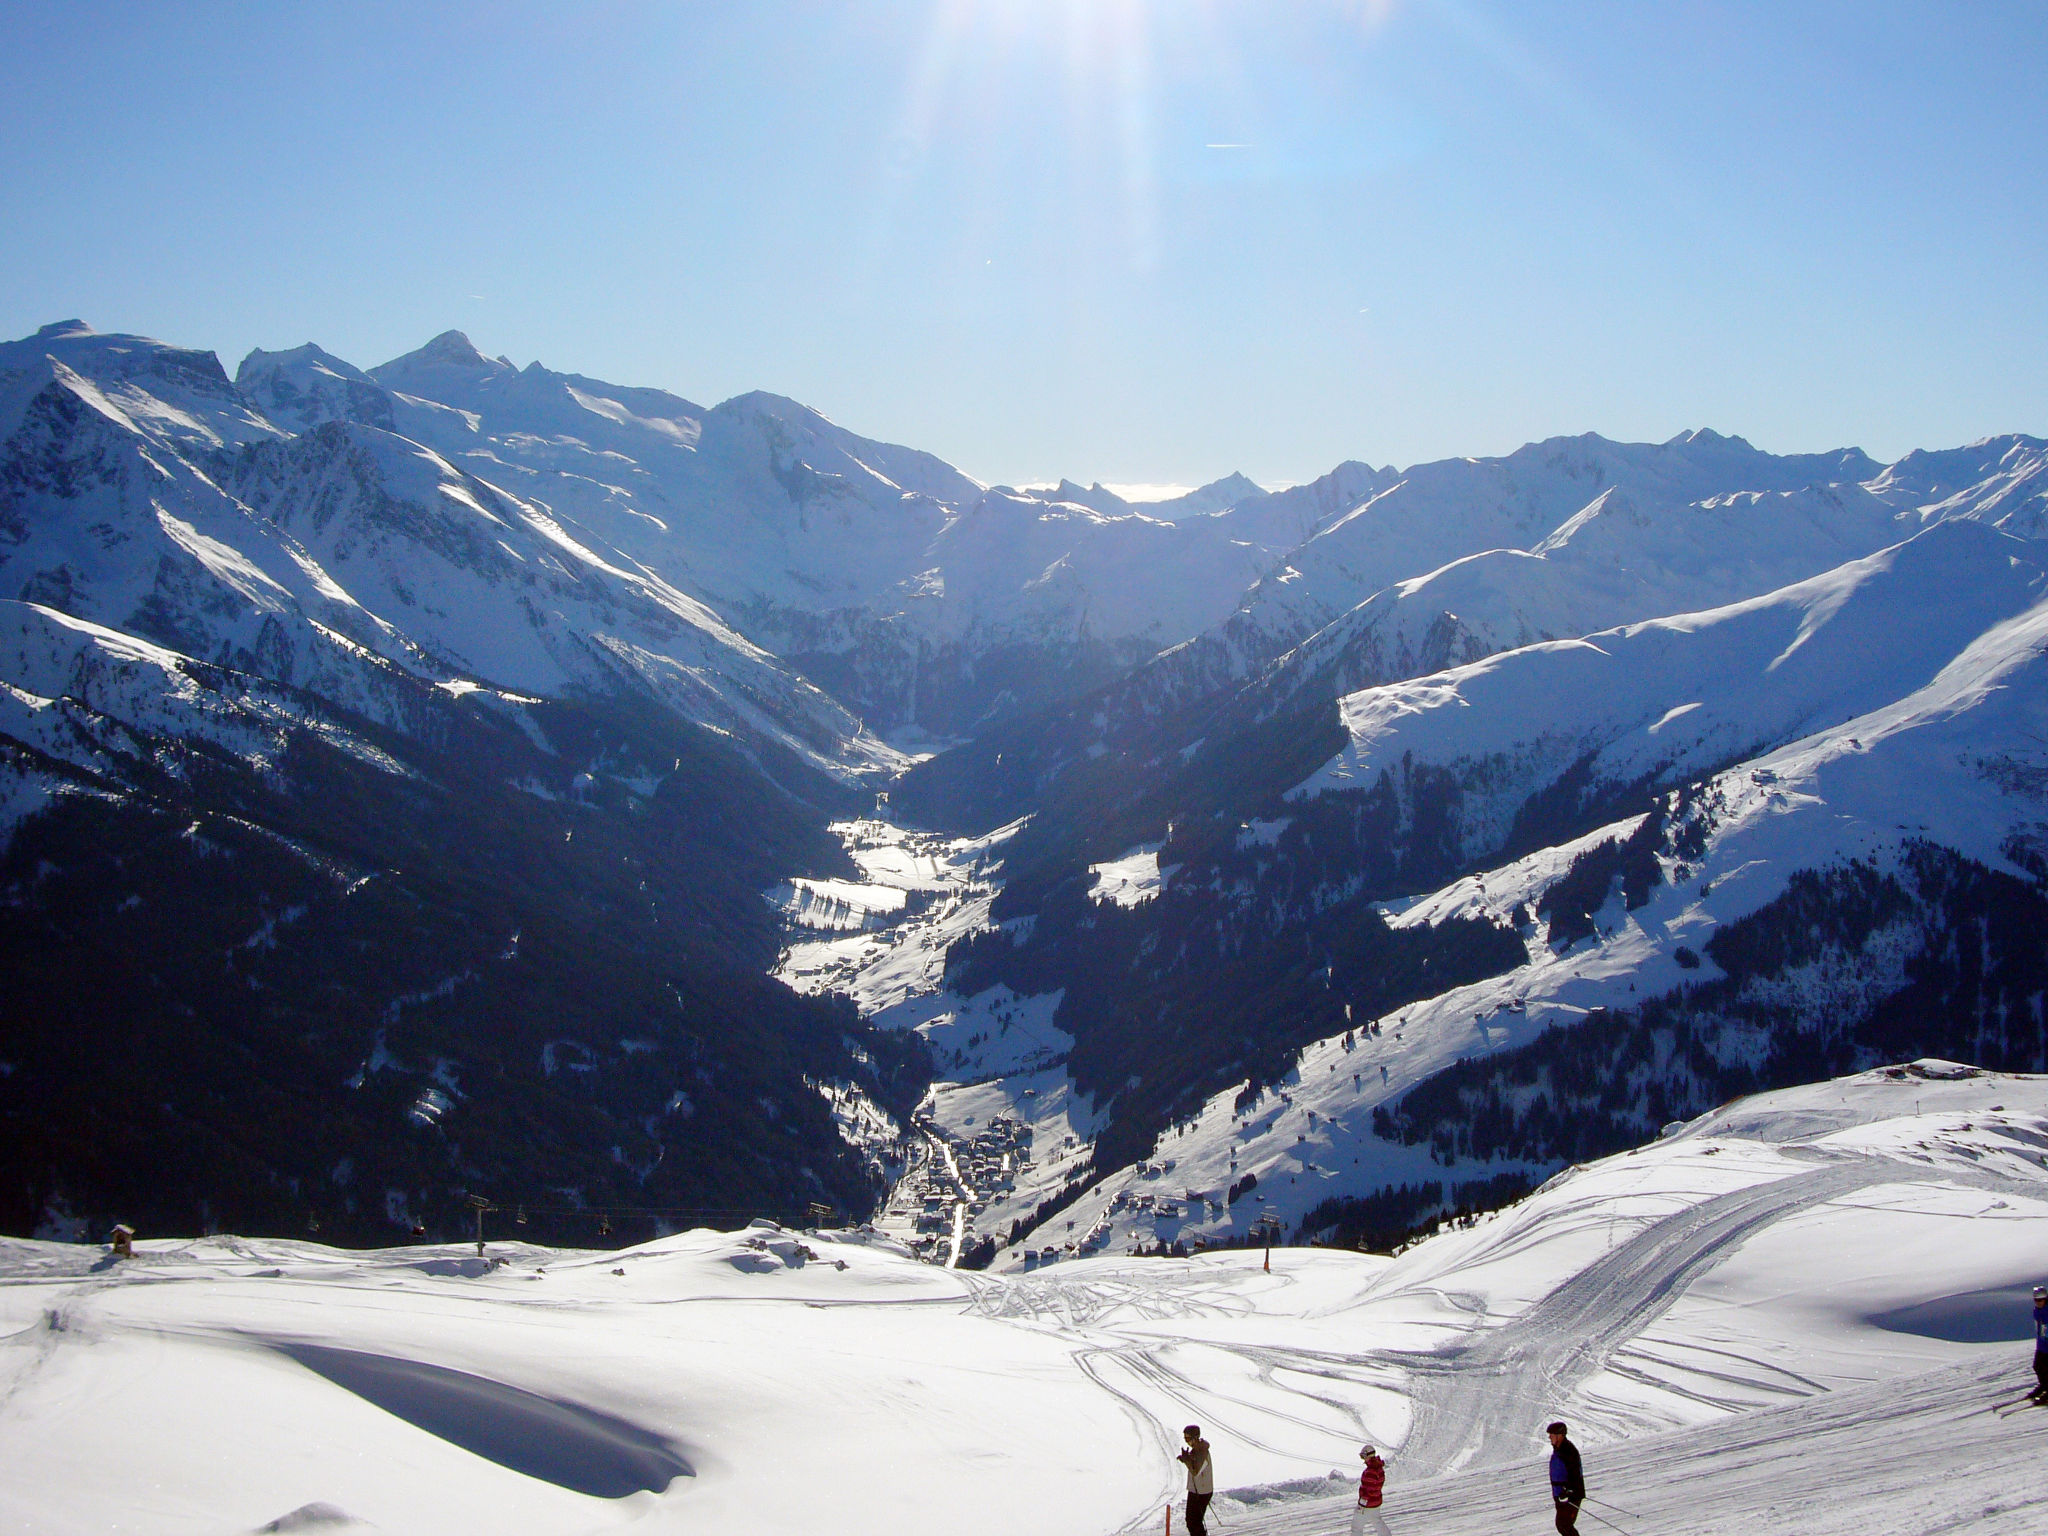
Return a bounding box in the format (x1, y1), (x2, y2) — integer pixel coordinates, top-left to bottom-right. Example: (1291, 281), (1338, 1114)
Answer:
(1209, 437), (2048, 750)
(5, 1063), (2044, 1536)
(1232, 429), (1884, 659)
(3, 318), (286, 452)
(1291, 518), (2048, 870)
(1, 322), (893, 784)
(0, 599), (421, 793)
(892, 434), (1978, 838)
(1034, 517), (2048, 1245)
(1011, 471), (1266, 522)
(918, 484), (1281, 649)
(871, 512), (2048, 1271)
(238, 331), (1323, 732)
(1240, 433), (2047, 748)
(359, 331), (973, 614)
(0, 567), (898, 1253)
(1874, 432), (2048, 539)
(1137, 430), (1884, 703)
(1241, 477), (1923, 725)
(1, 324), (929, 1250)
(0, 331), (412, 683)
(224, 418), (887, 772)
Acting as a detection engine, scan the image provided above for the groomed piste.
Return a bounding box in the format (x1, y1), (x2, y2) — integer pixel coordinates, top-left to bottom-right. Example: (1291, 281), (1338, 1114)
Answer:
(3, 1061), (2045, 1535)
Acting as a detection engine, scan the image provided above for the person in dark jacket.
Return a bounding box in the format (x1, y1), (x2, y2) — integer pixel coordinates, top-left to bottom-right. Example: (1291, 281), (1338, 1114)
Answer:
(2032, 1285), (2048, 1401)
(1545, 1421), (1585, 1534)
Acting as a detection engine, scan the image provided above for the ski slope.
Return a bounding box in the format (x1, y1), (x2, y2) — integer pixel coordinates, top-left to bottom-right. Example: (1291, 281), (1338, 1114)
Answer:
(1229, 1356), (2046, 1536)
(3, 1064), (2045, 1535)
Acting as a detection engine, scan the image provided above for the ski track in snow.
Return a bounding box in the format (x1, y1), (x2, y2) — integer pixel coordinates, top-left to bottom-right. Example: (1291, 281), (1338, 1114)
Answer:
(1225, 1355), (2048, 1536)
(1390, 1156), (1916, 1477)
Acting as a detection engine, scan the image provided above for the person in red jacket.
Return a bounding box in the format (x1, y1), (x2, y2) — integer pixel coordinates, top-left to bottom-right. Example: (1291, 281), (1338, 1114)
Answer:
(1350, 1443), (1390, 1536)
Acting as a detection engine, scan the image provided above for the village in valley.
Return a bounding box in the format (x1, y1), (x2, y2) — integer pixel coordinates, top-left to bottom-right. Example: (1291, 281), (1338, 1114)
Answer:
(871, 1091), (1293, 1270)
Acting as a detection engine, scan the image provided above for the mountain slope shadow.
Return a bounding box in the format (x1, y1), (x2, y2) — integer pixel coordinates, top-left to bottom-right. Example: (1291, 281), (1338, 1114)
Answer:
(271, 1342), (692, 1497)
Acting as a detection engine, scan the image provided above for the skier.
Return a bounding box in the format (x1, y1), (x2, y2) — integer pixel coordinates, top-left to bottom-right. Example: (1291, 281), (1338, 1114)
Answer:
(1349, 1443), (1390, 1536)
(1176, 1424), (1213, 1536)
(1544, 1421), (1585, 1534)
(2033, 1285), (2048, 1401)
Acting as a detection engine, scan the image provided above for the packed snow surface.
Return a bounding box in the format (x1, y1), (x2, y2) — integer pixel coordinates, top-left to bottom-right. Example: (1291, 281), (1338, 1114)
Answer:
(1089, 843), (1171, 907)
(4, 1064), (2046, 1535)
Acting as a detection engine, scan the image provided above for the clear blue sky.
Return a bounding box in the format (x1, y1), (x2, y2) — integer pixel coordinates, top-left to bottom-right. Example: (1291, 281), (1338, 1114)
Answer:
(3, 1), (2043, 486)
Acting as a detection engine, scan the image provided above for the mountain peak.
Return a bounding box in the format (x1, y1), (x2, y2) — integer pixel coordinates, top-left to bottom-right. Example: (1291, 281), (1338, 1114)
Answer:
(235, 342), (396, 432)
(1133, 471), (1269, 521)
(35, 319), (93, 341)
(421, 329), (486, 364)
(1198, 470), (1266, 502)
(371, 329), (513, 380)
(1667, 426), (1761, 453)
(236, 342), (375, 384)
(715, 389), (827, 424)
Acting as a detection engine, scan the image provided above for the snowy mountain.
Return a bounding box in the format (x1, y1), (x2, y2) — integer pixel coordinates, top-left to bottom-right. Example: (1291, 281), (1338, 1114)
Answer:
(1257, 432), (2048, 735)
(1137, 514), (2048, 1225)
(241, 332), (1317, 735)
(1290, 518), (2048, 874)
(0, 322), (946, 1242)
(1249, 475), (1923, 723)
(2, 322), (889, 782)
(896, 431), (2048, 869)
(0, 556), (945, 1228)
(1101, 429), (1890, 719)
(1229, 429), (1887, 665)
(870, 513), (2048, 1249)
(1871, 432), (2048, 537)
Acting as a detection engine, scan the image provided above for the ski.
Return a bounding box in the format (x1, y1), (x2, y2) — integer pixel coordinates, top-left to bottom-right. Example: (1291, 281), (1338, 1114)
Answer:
(1994, 1396), (2046, 1417)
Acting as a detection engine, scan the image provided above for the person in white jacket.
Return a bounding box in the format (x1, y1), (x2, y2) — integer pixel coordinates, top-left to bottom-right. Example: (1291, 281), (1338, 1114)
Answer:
(1176, 1425), (1213, 1536)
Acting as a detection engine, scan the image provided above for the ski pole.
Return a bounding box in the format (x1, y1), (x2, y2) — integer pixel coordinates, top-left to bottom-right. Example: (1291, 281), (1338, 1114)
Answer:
(1589, 1495), (1641, 1519)
(1571, 1505), (1630, 1535)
